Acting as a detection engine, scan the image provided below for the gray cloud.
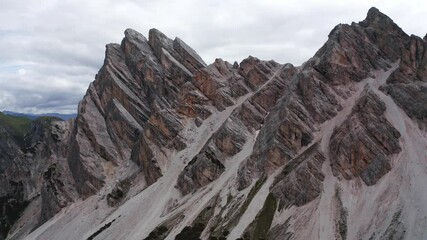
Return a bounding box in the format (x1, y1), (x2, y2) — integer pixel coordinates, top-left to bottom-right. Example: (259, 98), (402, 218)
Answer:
(0, 0), (425, 114)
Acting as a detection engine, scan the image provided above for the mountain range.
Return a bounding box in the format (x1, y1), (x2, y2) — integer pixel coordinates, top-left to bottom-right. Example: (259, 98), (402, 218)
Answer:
(2, 111), (77, 121)
(1, 7), (426, 240)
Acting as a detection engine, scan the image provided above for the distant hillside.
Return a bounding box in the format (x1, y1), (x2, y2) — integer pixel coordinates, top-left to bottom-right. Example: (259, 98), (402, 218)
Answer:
(0, 112), (32, 135)
(0, 112), (32, 146)
(0, 112), (66, 146)
(2, 111), (77, 120)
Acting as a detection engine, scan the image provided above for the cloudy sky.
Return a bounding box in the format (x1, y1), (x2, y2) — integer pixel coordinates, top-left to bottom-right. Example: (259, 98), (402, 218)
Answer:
(0, 0), (425, 114)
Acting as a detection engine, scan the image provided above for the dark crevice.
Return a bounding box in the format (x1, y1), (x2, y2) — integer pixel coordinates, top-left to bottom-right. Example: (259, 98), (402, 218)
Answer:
(86, 217), (118, 240)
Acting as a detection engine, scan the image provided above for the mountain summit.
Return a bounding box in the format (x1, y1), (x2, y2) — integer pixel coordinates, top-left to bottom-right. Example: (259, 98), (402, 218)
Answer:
(1, 7), (426, 240)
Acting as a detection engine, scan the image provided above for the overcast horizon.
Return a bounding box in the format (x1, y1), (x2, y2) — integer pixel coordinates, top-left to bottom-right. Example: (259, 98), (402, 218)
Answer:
(0, 0), (425, 114)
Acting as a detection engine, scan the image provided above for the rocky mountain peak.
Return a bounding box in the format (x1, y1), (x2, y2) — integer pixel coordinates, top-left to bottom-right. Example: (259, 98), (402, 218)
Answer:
(365, 7), (390, 24)
(360, 7), (407, 36)
(148, 28), (171, 45)
(2, 7), (427, 240)
(148, 28), (174, 58)
(173, 36), (207, 68)
(123, 28), (148, 46)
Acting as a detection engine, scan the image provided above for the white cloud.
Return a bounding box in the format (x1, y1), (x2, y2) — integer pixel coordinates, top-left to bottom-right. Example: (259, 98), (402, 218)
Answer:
(0, 0), (425, 113)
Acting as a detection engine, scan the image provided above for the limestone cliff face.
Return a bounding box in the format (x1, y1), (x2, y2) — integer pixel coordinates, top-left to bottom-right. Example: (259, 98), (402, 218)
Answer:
(330, 87), (401, 185)
(4, 7), (427, 240)
(67, 28), (210, 196)
(0, 120), (26, 240)
(0, 116), (75, 240)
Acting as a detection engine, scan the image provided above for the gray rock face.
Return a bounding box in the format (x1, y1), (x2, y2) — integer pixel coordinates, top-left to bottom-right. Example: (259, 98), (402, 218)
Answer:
(214, 119), (248, 156)
(381, 83), (427, 127)
(237, 5), (424, 190)
(0, 116), (75, 239)
(25, 118), (77, 224)
(378, 34), (427, 129)
(177, 145), (226, 195)
(68, 28), (208, 195)
(242, 96), (316, 173)
(237, 72), (332, 189)
(271, 143), (325, 209)
(352, 7), (427, 129)
(330, 88), (401, 185)
(192, 58), (248, 110)
(362, 10), (427, 129)
(39, 162), (76, 224)
(177, 61), (297, 195)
